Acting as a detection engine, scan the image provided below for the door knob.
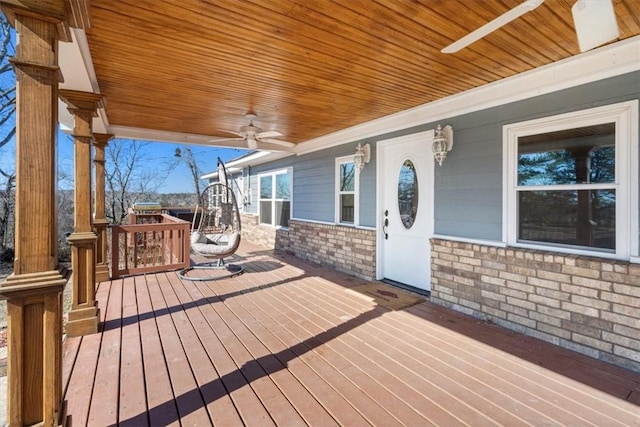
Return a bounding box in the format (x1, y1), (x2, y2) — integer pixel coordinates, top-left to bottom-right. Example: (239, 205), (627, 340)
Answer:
(383, 217), (389, 240)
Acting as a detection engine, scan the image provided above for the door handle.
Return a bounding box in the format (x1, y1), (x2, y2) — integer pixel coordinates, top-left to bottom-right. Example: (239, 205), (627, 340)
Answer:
(383, 210), (389, 240)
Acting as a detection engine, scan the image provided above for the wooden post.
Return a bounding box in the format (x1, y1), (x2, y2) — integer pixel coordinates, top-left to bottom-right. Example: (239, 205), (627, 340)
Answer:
(59, 90), (104, 337)
(93, 133), (112, 282)
(0, 2), (67, 425)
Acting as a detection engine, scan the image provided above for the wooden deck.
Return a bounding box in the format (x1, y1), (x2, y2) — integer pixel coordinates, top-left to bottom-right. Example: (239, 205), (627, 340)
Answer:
(62, 242), (640, 426)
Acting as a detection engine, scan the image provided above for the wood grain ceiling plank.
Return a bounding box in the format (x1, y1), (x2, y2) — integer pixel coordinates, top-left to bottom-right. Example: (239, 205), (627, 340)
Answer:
(281, 0), (499, 87)
(81, 0), (640, 144)
(88, 42), (425, 118)
(90, 0), (450, 100)
(435, 0), (570, 63)
(186, 0), (473, 99)
(89, 26), (450, 118)
(613, 0), (640, 37)
(332, 0), (519, 77)
(179, 0), (488, 94)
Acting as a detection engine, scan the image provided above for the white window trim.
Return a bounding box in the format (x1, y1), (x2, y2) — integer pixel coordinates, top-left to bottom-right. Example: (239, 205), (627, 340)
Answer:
(257, 168), (292, 229)
(335, 155), (360, 226)
(503, 100), (639, 260)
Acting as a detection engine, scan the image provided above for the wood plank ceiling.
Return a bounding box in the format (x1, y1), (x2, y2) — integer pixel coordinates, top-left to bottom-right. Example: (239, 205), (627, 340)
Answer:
(86, 0), (640, 147)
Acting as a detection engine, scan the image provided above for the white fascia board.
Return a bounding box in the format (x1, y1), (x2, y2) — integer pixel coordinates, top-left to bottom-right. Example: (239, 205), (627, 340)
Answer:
(58, 28), (109, 133)
(201, 151), (293, 179)
(200, 166), (242, 180)
(294, 35), (640, 156)
(225, 151), (292, 168)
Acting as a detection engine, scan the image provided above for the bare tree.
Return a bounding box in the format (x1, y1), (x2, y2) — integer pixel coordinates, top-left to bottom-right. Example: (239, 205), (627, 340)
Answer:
(174, 146), (205, 203)
(0, 13), (15, 251)
(105, 139), (173, 224)
(0, 169), (14, 249)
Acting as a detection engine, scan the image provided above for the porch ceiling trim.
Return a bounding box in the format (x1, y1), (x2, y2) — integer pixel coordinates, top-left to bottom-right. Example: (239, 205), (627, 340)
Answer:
(58, 29), (639, 163)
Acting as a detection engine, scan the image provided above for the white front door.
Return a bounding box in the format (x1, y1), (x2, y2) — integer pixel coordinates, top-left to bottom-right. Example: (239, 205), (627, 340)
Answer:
(378, 131), (434, 291)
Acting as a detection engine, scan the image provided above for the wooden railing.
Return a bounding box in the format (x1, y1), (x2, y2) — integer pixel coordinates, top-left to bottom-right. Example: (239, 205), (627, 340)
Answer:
(110, 211), (191, 278)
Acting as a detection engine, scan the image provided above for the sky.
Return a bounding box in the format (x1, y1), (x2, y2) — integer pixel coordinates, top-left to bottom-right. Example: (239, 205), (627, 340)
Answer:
(1, 129), (249, 194)
(0, 21), (248, 195)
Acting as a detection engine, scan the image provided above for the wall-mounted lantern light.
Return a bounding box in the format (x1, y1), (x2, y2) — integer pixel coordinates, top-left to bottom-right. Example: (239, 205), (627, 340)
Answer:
(432, 124), (453, 166)
(354, 143), (371, 173)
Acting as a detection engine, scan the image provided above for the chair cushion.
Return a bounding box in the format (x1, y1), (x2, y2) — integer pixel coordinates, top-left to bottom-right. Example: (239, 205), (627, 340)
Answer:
(191, 232), (240, 256)
(190, 231), (208, 245)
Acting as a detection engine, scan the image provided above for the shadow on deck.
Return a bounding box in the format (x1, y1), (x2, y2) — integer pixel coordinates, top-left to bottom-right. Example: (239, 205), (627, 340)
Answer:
(62, 241), (640, 426)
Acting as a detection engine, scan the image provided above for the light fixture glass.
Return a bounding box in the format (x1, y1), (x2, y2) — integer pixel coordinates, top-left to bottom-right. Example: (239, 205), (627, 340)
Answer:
(354, 143), (371, 172)
(432, 125), (453, 166)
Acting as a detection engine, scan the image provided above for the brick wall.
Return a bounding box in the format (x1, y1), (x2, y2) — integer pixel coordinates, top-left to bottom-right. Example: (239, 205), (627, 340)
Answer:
(287, 220), (376, 279)
(241, 214), (376, 280)
(430, 238), (640, 373)
(240, 213), (291, 251)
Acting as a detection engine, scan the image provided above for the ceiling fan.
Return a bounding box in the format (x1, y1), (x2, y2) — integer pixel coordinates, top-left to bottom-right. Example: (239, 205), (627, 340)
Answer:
(209, 114), (295, 150)
(441, 0), (620, 54)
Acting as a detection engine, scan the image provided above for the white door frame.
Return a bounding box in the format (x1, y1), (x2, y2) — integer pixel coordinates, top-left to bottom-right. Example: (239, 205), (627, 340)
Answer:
(375, 130), (435, 284)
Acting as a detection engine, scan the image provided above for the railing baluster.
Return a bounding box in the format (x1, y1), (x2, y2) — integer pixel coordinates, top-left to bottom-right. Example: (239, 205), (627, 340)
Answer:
(110, 213), (191, 278)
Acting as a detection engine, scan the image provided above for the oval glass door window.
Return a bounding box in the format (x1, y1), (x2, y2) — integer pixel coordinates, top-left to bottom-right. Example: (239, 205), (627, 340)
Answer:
(398, 160), (418, 229)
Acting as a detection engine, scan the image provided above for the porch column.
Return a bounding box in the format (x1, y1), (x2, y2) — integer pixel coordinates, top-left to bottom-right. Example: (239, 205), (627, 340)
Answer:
(0, 2), (67, 426)
(59, 90), (104, 338)
(93, 133), (113, 282)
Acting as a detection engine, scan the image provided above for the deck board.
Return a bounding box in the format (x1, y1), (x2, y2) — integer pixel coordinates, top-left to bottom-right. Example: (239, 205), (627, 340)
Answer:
(144, 272), (212, 426)
(135, 273), (178, 427)
(87, 277), (123, 426)
(221, 262), (420, 426)
(62, 242), (640, 426)
(118, 276), (148, 426)
(165, 271), (276, 426)
(63, 277), (112, 425)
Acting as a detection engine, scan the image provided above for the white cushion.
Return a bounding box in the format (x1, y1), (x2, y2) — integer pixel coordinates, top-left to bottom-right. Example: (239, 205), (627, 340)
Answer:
(191, 232), (240, 256)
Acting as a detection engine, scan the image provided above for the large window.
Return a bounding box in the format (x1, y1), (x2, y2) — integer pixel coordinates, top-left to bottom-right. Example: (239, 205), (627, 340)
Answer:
(336, 157), (358, 224)
(259, 169), (291, 227)
(504, 101), (638, 259)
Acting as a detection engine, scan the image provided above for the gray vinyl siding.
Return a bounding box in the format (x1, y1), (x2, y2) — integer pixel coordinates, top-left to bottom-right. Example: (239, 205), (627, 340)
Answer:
(433, 70), (640, 241)
(243, 71), (639, 240)
(292, 151), (336, 222)
(242, 143), (379, 226)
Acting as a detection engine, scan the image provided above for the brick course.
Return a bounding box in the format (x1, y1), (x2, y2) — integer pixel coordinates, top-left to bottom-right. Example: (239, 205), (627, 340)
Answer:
(241, 214), (376, 280)
(431, 238), (640, 373)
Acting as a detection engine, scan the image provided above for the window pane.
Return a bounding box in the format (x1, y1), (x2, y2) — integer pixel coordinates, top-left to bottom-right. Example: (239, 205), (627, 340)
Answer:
(518, 123), (615, 186)
(340, 194), (355, 223)
(275, 201), (290, 227)
(340, 162), (355, 192)
(275, 172), (291, 199)
(518, 189), (615, 250)
(260, 176), (272, 199)
(398, 160), (418, 229)
(260, 200), (272, 225)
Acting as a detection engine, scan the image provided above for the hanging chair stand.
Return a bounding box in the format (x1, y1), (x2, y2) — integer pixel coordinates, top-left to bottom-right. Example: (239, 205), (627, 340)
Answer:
(179, 159), (244, 281)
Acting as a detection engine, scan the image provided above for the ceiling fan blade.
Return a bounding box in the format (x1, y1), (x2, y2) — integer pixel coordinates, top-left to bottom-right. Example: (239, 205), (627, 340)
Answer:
(207, 136), (244, 143)
(572, 0), (620, 52)
(441, 0), (544, 54)
(206, 139), (251, 149)
(256, 130), (283, 139)
(259, 138), (295, 148)
(255, 141), (295, 152)
(215, 129), (244, 138)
